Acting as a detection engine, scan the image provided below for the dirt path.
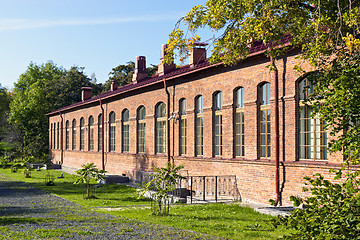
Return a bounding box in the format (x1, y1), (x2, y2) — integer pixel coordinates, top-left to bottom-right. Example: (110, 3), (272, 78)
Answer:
(0, 174), (217, 240)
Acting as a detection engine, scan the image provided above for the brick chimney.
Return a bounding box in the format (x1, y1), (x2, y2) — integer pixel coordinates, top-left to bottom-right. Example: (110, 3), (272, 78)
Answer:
(189, 42), (207, 66)
(132, 56), (148, 82)
(111, 80), (118, 91)
(158, 44), (176, 76)
(81, 87), (92, 101)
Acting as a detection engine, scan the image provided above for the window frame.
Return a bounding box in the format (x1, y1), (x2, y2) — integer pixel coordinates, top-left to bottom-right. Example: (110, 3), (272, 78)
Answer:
(213, 91), (223, 157)
(80, 117), (85, 151)
(298, 77), (328, 161)
(65, 121), (69, 150)
(122, 109), (130, 153)
(234, 87), (245, 157)
(98, 114), (103, 152)
(195, 95), (204, 156)
(137, 106), (146, 153)
(88, 116), (94, 151)
(109, 111), (116, 152)
(259, 82), (271, 159)
(72, 119), (76, 150)
(155, 102), (166, 154)
(179, 98), (187, 155)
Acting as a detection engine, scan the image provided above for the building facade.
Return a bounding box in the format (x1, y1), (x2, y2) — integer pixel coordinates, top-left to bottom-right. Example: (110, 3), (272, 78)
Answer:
(47, 43), (343, 205)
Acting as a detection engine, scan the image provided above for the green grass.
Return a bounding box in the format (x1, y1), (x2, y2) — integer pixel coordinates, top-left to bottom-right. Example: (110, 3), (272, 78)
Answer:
(0, 168), (151, 208)
(98, 203), (290, 240)
(0, 168), (292, 239)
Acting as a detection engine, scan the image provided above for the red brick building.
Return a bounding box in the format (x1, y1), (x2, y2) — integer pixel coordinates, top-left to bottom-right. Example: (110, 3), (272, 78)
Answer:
(47, 43), (343, 205)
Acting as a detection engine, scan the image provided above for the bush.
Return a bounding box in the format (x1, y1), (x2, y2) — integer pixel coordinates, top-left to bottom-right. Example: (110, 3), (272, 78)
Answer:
(0, 157), (8, 169)
(23, 167), (31, 178)
(74, 163), (106, 199)
(274, 169), (360, 239)
(139, 162), (185, 215)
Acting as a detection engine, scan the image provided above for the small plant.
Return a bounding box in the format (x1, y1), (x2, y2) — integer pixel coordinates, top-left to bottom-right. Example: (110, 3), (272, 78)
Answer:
(22, 155), (35, 165)
(11, 164), (20, 173)
(74, 163), (106, 199)
(0, 157), (8, 169)
(139, 162), (185, 215)
(45, 171), (55, 186)
(23, 167), (31, 178)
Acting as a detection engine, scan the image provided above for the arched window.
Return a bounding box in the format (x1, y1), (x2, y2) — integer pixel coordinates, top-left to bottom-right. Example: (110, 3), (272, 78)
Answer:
(259, 82), (271, 158)
(235, 87), (245, 157)
(109, 112), (116, 152)
(299, 77), (327, 160)
(53, 123), (56, 149)
(214, 91), (223, 156)
(98, 114), (103, 151)
(179, 98), (187, 155)
(72, 119), (76, 150)
(156, 102), (166, 154)
(137, 106), (146, 153)
(80, 118), (85, 151)
(195, 95), (203, 156)
(88, 116), (94, 151)
(65, 121), (69, 150)
(57, 122), (60, 149)
(122, 109), (129, 152)
(50, 123), (53, 149)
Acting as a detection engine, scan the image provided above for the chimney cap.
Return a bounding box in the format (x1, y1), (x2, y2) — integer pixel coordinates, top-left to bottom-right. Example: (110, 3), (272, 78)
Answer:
(194, 42), (208, 47)
(81, 87), (92, 90)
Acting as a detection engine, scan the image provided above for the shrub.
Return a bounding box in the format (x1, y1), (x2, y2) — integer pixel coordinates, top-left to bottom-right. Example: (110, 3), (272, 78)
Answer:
(0, 157), (8, 169)
(139, 162), (185, 215)
(74, 163), (106, 199)
(23, 167), (31, 178)
(274, 169), (360, 239)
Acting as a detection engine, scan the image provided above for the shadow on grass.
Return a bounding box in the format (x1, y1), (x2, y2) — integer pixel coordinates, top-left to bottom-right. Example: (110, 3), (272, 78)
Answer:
(0, 206), (58, 217)
(0, 216), (47, 225)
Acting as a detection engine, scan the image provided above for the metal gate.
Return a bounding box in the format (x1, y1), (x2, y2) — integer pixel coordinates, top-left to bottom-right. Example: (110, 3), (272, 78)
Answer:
(173, 175), (241, 203)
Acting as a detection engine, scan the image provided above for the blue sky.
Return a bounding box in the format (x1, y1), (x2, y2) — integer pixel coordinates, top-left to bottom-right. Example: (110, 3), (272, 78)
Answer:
(0, 0), (211, 89)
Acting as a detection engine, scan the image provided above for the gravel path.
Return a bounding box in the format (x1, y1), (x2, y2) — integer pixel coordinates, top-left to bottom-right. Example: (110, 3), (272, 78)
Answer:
(0, 174), (219, 240)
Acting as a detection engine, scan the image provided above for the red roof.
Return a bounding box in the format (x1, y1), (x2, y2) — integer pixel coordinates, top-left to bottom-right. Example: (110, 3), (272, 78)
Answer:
(47, 35), (292, 116)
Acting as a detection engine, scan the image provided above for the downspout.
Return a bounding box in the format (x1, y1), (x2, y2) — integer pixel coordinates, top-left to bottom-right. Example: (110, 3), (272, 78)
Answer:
(163, 78), (171, 163)
(99, 98), (105, 171)
(58, 111), (64, 165)
(271, 55), (281, 206)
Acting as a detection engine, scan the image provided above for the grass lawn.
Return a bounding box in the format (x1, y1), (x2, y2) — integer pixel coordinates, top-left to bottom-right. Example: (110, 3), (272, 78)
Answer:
(0, 168), (292, 239)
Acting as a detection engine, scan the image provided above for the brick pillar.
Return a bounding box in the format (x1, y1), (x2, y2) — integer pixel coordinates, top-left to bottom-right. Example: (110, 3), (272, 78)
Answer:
(222, 104), (234, 158)
(187, 109), (195, 157)
(147, 114), (155, 155)
(129, 116), (136, 153)
(244, 100), (258, 159)
(202, 107), (212, 157)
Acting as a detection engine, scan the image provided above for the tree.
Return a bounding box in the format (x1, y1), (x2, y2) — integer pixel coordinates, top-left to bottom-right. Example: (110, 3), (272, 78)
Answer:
(0, 84), (12, 141)
(9, 62), (66, 158)
(167, 1), (360, 160)
(166, 1), (358, 68)
(74, 163), (106, 199)
(168, 1), (360, 237)
(166, 0), (360, 157)
(9, 62), (104, 158)
(103, 61), (158, 92)
(139, 162), (185, 215)
(274, 169), (360, 239)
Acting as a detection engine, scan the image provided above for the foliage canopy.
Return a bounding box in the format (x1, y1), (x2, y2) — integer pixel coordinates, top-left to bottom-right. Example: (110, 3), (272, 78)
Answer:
(8, 62), (101, 158)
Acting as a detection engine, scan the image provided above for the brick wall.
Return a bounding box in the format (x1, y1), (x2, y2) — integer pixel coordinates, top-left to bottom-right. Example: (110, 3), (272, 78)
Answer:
(48, 49), (345, 205)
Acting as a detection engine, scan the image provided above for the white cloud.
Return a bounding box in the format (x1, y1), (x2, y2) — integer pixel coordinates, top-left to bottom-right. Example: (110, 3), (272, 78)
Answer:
(0, 14), (179, 32)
